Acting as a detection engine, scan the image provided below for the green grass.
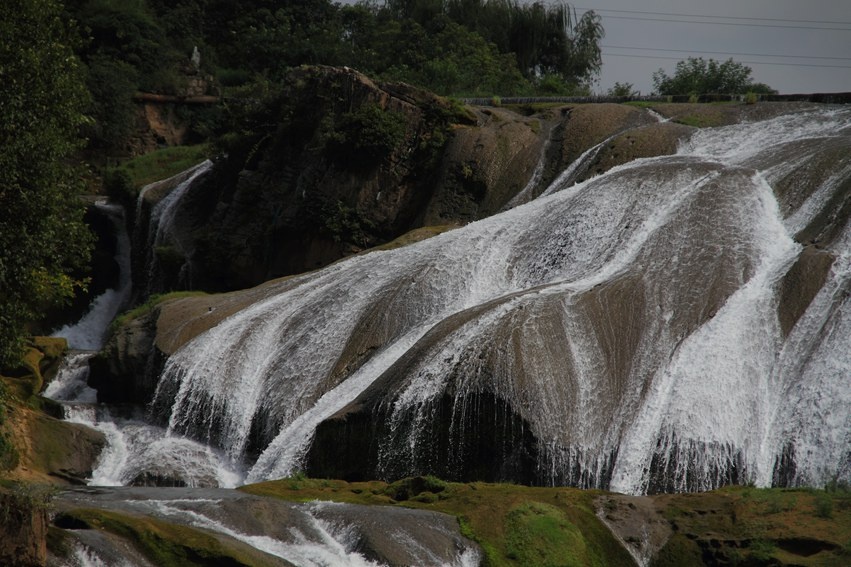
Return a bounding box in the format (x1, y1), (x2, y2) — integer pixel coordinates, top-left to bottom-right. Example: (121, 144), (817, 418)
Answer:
(504, 502), (589, 566)
(240, 477), (634, 566)
(624, 100), (660, 108)
(652, 485), (851, 566)
(109, 144), (210, 190)
(110, 291), (208, 333)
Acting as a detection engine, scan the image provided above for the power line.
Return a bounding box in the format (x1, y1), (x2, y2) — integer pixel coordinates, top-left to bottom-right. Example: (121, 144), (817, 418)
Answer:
(601, 45), (851, 62)
(596, 14), (851, 32)
(602, 52), (851, 69)
(578, 7), (851, 26)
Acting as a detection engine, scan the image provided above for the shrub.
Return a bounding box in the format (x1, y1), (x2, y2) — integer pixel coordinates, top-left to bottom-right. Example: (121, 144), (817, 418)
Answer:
(327, 103), (408, 165)
(815, 493), (834, 519)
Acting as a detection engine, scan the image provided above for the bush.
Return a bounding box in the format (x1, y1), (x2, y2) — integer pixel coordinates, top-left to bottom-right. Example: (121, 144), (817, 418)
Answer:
(385, 475), (448, 501)
(0, 433), (19, 472)
(815, 493), (834, 519)
(327, 103), (408, 165)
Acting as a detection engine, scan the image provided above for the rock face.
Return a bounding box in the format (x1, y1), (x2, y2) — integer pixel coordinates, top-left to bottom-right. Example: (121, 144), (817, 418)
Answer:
(51, 486), (481, 567)
(0, 488), (48, 567)
(130, 72), (743, 301)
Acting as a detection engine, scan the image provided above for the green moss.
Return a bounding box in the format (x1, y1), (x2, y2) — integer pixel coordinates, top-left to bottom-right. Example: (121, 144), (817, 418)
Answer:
(651, 533), (702, 567)
(624, 101), (657, 108)
(55, 508), (278, 567)
(0, 432), (19, 472)
(385, 475), (447, 501)
(505, 502), (588, 566)
(110, 291), (208, 333)
(107, 144), (210, 192)
(241, 478), (633, 567)
(528, 119), (541, 134)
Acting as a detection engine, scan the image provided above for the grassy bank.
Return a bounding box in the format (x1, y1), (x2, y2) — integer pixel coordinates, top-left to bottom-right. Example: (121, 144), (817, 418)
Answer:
(242, 477), (851, 567)
(107, 145), (210, 190)
(242, 476), (635, 566)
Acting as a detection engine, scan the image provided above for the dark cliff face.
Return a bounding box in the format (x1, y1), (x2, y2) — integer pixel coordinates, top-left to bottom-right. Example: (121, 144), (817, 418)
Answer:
(144, 67), (462, 292)
(134, 66), (554, 294)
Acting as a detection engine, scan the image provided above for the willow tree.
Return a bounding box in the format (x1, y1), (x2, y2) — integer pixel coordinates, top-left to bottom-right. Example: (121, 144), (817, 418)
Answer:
(653, 57), (776, 95)
(0, 0), (93, 368)
(443, 1), (604, 90)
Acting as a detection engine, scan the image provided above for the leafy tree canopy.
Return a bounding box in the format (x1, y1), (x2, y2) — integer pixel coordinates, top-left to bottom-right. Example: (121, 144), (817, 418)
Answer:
(653, 57), (776, 96)
(0, 0), (94, 367)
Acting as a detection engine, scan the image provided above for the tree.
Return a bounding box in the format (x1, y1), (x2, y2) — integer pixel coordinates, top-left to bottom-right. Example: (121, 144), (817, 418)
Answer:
(653, 57), (774, 96)
(0, 0), (93, 368)
(608, 82), (637, 97)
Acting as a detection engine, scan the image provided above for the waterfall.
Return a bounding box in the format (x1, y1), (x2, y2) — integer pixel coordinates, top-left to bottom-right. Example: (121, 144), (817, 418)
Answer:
(46, 190), (244, 488)
(139, 107), (851, 493)
(51, 201), (131, 350)
(137, 159), (212, 295)
(46, 352), (245, 488)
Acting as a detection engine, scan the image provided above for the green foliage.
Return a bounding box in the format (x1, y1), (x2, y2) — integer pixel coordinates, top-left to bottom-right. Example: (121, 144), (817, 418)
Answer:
(71, 0), (182, 149)
(505, 502), (589, 566)
(79, 0), (604, 100)
(56, 508), (273, 567)
(0, 0), (94, 369)
(0, 380), (18, 469)
(0, 432), (19, 472)
(816, 492), (835, 519)
(106, 144), (210, 191)
(441, 0), (604, 85)
(76, 0), (175, 82)
(748, 538), (776, 561)
(653, 57), (775, 95)
(327, 103), (408, 165)
(110, 291), (207, 333)
(385, 475), (448, 501)
(316, 201), (374, 247)
(608, 82), (637, 97)
(83, 55), (139, 148)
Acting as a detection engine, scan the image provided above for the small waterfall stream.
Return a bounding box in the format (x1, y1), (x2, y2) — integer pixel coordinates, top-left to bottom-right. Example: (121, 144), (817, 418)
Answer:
(51, 201), (132, 351)
(136, 159), (212, 295)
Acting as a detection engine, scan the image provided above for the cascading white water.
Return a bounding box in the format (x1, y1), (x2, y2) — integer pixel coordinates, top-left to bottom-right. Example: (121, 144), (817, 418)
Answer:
(47, 352), (246, 487)
(99, 496), (482, 567)
(51, 201), (132, 350)
(45, 192), (244, 488)
(143, 107), (851, 493)
(137, 159), (212, 294)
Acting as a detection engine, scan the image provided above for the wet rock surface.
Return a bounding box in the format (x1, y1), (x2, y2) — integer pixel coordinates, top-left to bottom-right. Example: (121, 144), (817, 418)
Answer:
(52, 486), (480, 566)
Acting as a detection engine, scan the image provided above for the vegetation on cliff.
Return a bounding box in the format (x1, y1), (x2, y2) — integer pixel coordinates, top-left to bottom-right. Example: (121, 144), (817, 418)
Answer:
(61, 0), (604, 155)
(0, 0), (94, 369)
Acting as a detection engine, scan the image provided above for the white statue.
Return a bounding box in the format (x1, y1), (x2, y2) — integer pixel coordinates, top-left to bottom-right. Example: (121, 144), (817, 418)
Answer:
(191, 46), (201, 70)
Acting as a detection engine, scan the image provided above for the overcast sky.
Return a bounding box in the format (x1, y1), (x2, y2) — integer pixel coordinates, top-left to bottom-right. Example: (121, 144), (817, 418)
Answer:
(575, 0), (851, 94)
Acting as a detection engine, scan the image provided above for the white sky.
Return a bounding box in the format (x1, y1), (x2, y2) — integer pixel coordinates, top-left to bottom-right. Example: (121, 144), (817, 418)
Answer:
(337, 0), (851, 95)
(576, 0), (851, 94)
